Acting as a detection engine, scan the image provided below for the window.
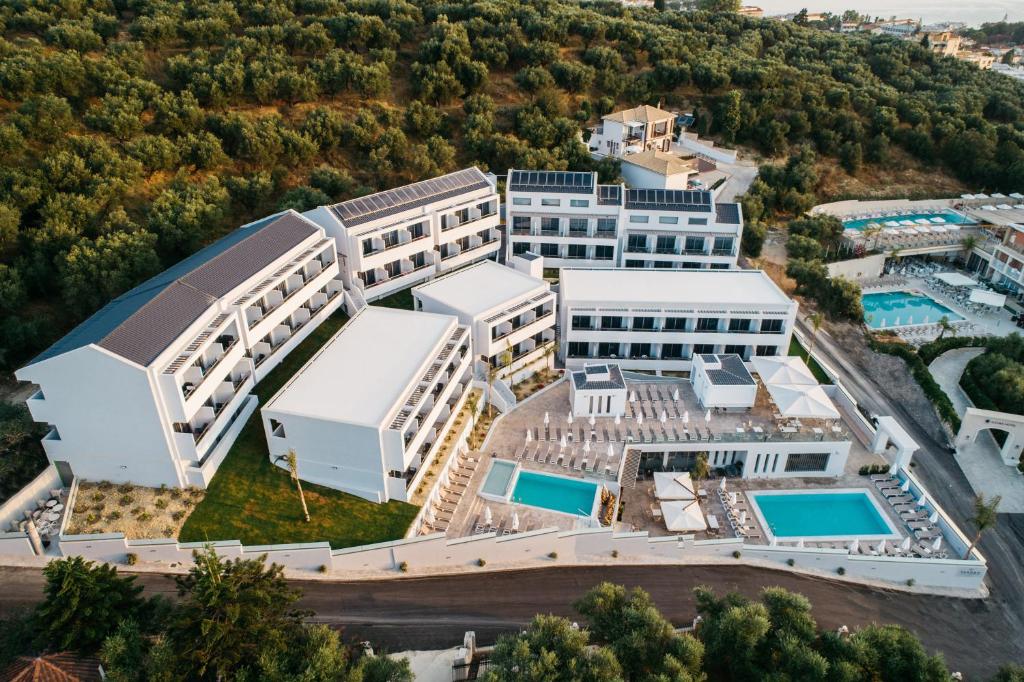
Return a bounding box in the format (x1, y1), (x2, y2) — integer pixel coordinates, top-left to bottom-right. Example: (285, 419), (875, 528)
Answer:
(785, 452), (831, 473)
(597, 342), (620, 357)
(409, 221), (426, 239)
(760, 319), (783, 334)
(632, 317), (655, 330)
(540, 243), (559, 257)
(388, 470), (405, 479)
(568, 218), (588, 234)
(541, 198), (561, 207)
(572, 315), (593, 330)
(662, 343), (683, 359)
(629, 215), (650, 223)
(655, 235), (676, 253)
(570, 199), (590, 207)
(362, 238), (376, 255)
(693, 343), (715, 355)
(595, 245), (614, 260)
(688, 218), (708, 225)
(658, 216), (679, 225)
(696, 318), (719, 331)
(627, 235), (648, 252)
(654, 260), (673, 268)
(723, 344), (746, 358)
(713, 236), (734, 254)
(664, 317), (687, 330)
(728, 318), (751, 332)
(269, 419), (286, 438)
(681, 262), (701, 269)
(710, 263), (729, 270)
(629, 343), (652, 358)
(567, 244), (587, 259)
(512, 197), (531, 206)
(601, 316), (624, 330)
(625, 259), (645, 268)
(568, 341), (589, 357)
(596, 218), (617, 233)
(684, 236), (705, 253)
(512, 241), (530, 255)
(540, 217), (560, 233)
(512, 216), (531, 233)
(755, 345), (778, 356)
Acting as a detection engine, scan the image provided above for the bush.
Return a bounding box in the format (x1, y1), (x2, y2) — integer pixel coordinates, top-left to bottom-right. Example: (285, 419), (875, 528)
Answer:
(317, 564), (327, 573)
(170, 488), (182, 499)
(155, 499), (168, 510)
(119, 494), (135, 506)
(837, 566), (846, 575)
(732, 550), (741, 559)
(787, 558), (796, 566)
(869, 338), (961, 430)
(107, 510), (122, 521)
(907, 578), (915, 587)
(125, 552), (137, 565)
(611, 550), (618, 558)
(171, 511), (185, 521)
(398, 561), (408, 572)
(548, 552), (558, 559)
(90, 492), (104, 502)
(859, 463), (890, 476)
(98, 481), (113, 491)
(477, 558), (486, 567)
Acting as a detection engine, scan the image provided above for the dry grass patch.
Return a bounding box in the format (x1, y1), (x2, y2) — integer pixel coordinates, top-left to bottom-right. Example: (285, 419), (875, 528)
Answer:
(66, 481), (204, 539)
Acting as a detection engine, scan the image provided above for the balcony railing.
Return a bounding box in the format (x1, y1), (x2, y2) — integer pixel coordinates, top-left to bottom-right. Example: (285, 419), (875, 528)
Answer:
(248, 271), (321, 330)
(362, 232), (429, 257)
(181, 338), (239, 399)
(712, 248), (736, 256)
(363, 262), (432, 288)
(655, 247), (678, 254)
(625, 246), (650, 254)
(492, 310), (554, 342)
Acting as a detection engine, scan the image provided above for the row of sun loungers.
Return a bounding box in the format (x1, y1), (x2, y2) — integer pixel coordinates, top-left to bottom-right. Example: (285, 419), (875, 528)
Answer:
(516, 443), (619, 479)
(472, 514), (534, 536)
(422, 454), (478, 534)
(871, 474), (948, 557)
(716, 487), (761, 540)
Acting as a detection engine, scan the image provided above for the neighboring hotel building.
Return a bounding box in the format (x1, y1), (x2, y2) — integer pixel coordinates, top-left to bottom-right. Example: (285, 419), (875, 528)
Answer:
(412, 259), (556, 378)
(16, 211), (345, 488)
(588, 105), (676, 158)
(619, 150), (700, 190)
(505, 170), (742, 271)
(261, 307), (472, 503)
(303, 167), (500, 303)
(557, 268), (796, 371)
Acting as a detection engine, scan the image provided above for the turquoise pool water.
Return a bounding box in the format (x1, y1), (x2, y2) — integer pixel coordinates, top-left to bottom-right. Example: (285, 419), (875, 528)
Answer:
(481, 460), (516, 496)
(842, 210), (974, 231)
(511, 471), (598, 516)
(862, 291), (962, 329)
(750, 491), (894, 539)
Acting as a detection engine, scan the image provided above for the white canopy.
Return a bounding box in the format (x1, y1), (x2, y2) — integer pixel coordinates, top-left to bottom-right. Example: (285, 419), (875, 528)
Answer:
(934, 272), (977, 287)
(969, 289), (1006, 307)
(764, 383), (840, 419)
(751, 356), (818, 386)
(661, 500), (707, 533)
(653, 472), (697, 501)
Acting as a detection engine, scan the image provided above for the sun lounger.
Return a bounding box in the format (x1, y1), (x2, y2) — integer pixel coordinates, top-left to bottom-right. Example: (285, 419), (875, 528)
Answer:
(881, 488), (908, 498)
(907, 521), (934, 531)
(887, 495), (914, 505)
(872, 474), (896, 483)
(914, 529), (940, 541)
(576, 458), (586, 472)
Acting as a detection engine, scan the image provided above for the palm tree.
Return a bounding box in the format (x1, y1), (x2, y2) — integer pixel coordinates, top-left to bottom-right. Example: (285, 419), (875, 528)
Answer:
(936, 315), (954, 340)
(863, 224), (883, 252)
(283, 450), (310, 523)
(805, 312), (824, 356)
(965, 494), (1001, 557)
(960, 236), (979, 272)
(691, 452), (710, 482)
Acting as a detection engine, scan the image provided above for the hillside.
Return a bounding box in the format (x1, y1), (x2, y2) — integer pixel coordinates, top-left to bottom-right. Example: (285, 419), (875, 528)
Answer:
(1, 0), (1024, 371)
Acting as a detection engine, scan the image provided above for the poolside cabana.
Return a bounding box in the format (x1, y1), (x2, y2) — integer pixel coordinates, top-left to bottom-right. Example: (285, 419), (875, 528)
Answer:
(660, 499), (707, 533)
(934, 272), (977, 288)
(763, 383), (840, 420)
(653, 472), (697, 501)
(751, 356), (817, 386)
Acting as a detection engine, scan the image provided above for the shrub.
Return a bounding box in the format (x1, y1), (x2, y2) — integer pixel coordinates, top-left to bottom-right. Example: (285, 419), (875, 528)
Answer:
(131, 506), (144, 516)
(107, 510), (122, 521)
(317, 564), (327, 573)
(787, 558), (796, 566)
(171, 510), (185, 521)
(477, 558), (486, 567)
(118, 494), (135, 506)
(611, 550), (618, 558)
(98, 481), (113, 491)
(548, 552), (558, 559)
(118, 483), (134, 494)
(837, 566), (846, 575)
(398, 561), (408, 572)
(907, 578), (915, 587)
(85, 513), (99, 524)
(732, 550), (741, 559)
(169, 488), (182, 499)
(125, 552), (137, 565)
(90, 491), (104, 502)
(136, 512), (152, 522)
(155, 499), (168, 510)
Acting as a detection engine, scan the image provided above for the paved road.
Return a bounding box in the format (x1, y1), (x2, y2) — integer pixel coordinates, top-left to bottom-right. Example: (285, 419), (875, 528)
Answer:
(796, 320), (1024, 668)
(0, 564), (1017, 676)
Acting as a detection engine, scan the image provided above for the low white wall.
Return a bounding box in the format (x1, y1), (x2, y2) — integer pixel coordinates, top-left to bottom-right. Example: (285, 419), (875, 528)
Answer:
(676, 134), (738, 163)
(826, 254), (886, 281)
(0, 465), (62, 531)
(0, 532), (34, 556)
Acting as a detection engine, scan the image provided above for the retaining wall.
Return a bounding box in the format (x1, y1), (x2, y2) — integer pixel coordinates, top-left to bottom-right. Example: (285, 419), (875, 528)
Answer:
(0, 465), (62, 531)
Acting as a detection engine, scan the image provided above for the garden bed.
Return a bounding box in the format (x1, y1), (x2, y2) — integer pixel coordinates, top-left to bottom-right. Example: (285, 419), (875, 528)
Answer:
(66, 481), (204, 539)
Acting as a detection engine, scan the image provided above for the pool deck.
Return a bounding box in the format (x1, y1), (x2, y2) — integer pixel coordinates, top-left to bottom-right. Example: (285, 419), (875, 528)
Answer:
(862, 279), (1015, 340)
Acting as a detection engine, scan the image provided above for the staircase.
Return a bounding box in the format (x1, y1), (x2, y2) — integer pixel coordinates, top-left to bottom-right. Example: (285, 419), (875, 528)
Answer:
(620, 448), (641, 488)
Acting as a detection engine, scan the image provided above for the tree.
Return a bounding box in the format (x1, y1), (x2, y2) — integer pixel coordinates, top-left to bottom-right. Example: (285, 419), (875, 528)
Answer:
(936, 315), (954, 340)
(481, 614), (622, 682)
(35, 557), (146, 654)
(60, 231), (162, 313)
(168, 548), (306, 679)
(698, 0), (741, 11)
(692, 452), (710, 482)
(284, 449), (310, 522)
(148, 177), (230, 258)
(965, 494), (1001, 557)
(806, 312), (824, 355)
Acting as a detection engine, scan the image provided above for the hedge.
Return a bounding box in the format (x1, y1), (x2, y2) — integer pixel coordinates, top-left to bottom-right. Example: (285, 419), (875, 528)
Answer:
(916, 336), (988, 365)
(868, 338), (961, 431)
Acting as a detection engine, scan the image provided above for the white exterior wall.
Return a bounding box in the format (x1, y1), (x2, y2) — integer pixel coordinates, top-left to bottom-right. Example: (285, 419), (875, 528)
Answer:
(620, 162), (692, 190)
(17, 217), (345, 490)
(571, 386), (627, 417)
(633, 440), (851, 479)
(620, 204), (741, 270)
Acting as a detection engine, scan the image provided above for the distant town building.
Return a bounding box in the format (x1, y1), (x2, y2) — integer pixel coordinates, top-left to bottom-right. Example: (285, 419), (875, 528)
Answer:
(738, 6), (763, 17)
(869, 19), (919, 37)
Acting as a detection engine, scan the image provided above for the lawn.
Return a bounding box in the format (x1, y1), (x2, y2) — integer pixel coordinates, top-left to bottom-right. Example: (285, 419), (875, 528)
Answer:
(371, 286), (414, 310)
(179, 309), (420, 549)
(788, 337), (832, 385)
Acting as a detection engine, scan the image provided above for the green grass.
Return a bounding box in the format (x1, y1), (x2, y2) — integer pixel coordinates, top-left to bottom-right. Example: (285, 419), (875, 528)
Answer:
(371, 286), (414, 310)
(179, 309), (420, 549)
(788, 337), (833, 385)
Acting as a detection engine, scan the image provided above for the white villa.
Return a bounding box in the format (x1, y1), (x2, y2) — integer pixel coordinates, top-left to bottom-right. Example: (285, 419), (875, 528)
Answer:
(15, 210), (345, 488)
(412, 258), (556, 379)
(261, 307), (473, 503)
(505, 170), (743, 271)
(303, 167), (500, 302)
(619, 149), (700, 190)
(557, 268), (796, 372)
(588, 104), (677, 158)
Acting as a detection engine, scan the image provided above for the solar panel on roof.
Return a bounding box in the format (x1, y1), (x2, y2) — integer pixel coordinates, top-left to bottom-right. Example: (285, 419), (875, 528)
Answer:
(508, 169), (595, 194)
(624, 188), (713, 213)
(331, 168), (491, 226)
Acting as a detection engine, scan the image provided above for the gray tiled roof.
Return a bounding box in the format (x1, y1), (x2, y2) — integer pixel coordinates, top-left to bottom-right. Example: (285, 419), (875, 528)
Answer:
(706, 354), (755, 386)
(330, 168), (491, 227)
(28, 211), (317, 368)
(572, 363), (626, 390)
(715, 203), (742, 225)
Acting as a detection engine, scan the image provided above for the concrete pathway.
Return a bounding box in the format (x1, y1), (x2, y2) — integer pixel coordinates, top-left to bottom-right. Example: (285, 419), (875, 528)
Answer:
(929, 348), (1024, 513)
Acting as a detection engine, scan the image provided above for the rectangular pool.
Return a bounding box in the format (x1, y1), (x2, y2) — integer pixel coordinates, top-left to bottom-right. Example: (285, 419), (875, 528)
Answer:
(511, 471), (599, 517)
(481, 459), (516, 497)
(842, 210), (974, 231)
(749, 489), (898, 541)
(862, 290), (963, 329)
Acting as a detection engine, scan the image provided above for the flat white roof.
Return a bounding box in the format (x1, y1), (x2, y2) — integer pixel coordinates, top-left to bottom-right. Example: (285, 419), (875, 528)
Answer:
(560, 268), (793, 307)
(266, 307), (456, 427)
(413, 261), (547, 318)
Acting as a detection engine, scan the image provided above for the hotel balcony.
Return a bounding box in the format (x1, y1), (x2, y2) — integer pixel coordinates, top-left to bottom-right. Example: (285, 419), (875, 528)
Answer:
(243, 255), (339, 337)
(172, 366), (254, 462)
(437, 230), (501, 271)
(441, 203), (498, 233)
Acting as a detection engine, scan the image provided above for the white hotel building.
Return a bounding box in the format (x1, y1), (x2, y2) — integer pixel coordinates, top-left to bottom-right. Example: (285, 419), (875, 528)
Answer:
(15, 211), (345, 488)
(261, 307), (473, 503)
(303, 167), (500, 302)
(558, 268), (796, 372)
(505, 170), (742, 271)
(412, 258), (556, 378)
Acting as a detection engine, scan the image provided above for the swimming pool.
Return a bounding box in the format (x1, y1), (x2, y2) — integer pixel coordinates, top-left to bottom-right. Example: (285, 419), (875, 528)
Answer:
(862, 290), (963, 329)
(511, 471), (599, 516)
(481, 459), (516, 496)
(842, 210), (974, 231)
(748, 489), (898, 541)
